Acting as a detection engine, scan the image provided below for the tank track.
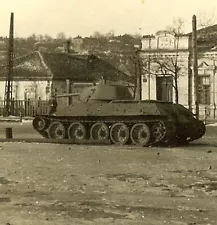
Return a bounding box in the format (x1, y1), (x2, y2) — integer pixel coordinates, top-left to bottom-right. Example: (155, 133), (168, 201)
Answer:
(32, 115), (176, 147)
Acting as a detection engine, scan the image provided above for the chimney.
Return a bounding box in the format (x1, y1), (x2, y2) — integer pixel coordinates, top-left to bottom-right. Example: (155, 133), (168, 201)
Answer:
(66, 39), (71, 53)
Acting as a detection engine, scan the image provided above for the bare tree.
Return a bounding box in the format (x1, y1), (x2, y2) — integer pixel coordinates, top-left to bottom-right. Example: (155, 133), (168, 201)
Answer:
(129, 54), (139, 98)
(105, 30), (115, 39)
(92, 31), (104, 38)
(132, 33), (142, 39)
(56, 32), (67, 40)
(166, 17), (185, 35)
(149, 54), (182, 104)
(44, 34), (53, 42)
(198, 11), (217, 28)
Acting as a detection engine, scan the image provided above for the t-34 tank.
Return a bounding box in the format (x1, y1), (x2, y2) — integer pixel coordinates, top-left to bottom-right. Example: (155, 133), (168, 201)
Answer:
(32, 84), (206, 146)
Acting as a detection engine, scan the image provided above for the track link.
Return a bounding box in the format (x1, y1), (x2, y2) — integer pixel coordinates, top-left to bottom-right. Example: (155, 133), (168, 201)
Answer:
(33, 115), (176, 147)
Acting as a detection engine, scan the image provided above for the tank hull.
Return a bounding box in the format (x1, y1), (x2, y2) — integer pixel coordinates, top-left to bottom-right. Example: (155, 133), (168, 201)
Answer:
(32, 85), (206, 146)
(32, 101), (206, 146)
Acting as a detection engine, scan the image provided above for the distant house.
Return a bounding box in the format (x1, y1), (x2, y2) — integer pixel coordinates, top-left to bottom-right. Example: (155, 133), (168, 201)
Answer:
(71, 36), (84, 53)
(83, 37), (101, 52)
(0, 51), (133, 101)
(109, 34), (142, 51)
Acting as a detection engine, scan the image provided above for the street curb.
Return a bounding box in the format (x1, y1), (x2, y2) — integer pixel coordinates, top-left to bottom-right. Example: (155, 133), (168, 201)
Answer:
(0, 117), (33, 123)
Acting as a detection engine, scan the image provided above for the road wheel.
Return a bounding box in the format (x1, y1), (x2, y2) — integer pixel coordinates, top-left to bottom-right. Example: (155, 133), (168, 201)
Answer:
(152, 121), (167, 143)
(48, 121), (66, 139)
(110, 123), (129, 145)
(68, 122), (87, 141)
(90, 122), (109, 141)
(130, 123), (150, 146)
(32, 117), (47, 131)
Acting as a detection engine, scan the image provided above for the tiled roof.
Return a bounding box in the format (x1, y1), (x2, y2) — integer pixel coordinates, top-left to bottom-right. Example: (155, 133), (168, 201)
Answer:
(41, 52), (132, 82)
(0, 52), (50, 80)
(0, 51), (132, 83)
(187, 24), (217, 48)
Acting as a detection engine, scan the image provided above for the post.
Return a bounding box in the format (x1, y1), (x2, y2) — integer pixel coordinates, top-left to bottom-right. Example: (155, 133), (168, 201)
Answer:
(135, 50), (142, 100)
(188, 58), (192, 112)
(192, 15), (199, 119)
(66, 79), (71, 105)
(5, 127), (13, 139)
(66, 39), (71, 54)
(34, 83), (38, 115)
(148, 37), (151, 100)
(19, 111), (22, 123)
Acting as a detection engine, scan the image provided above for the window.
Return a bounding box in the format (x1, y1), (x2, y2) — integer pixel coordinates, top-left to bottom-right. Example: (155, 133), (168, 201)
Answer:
(198, 75), (210, 104)
(46, 86), (50, 94)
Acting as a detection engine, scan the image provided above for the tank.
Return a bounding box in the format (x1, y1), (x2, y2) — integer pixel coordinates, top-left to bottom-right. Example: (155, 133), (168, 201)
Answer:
(32, 84), (206, 146)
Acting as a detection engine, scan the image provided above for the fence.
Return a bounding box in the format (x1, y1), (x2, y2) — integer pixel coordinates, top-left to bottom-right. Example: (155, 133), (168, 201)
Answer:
(0, 100), (50, 117)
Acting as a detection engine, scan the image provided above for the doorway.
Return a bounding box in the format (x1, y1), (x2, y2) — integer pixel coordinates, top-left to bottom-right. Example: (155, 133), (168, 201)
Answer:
(156, 76), (173, 102)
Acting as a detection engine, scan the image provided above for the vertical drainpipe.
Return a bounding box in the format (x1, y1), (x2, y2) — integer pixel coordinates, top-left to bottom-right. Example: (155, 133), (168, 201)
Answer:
(192, 15), (199, 119)
(188, 51), (192, 112)
(213, 59), (216, 118)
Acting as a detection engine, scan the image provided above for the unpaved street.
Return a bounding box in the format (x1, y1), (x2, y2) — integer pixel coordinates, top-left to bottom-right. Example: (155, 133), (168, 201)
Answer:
(0, 122), (41, 139)
(0, 136), (217, 225)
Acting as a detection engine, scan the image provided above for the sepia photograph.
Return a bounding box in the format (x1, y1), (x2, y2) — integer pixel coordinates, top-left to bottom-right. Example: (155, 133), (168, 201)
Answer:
(0, 0), (217, 224)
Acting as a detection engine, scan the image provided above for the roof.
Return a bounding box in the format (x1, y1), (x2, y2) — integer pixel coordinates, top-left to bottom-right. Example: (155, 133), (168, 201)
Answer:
(187, 24), (217, 36)
(187, 24), (217, 49)
(0, 52), (50, 80)
(0, 51), (133, 83)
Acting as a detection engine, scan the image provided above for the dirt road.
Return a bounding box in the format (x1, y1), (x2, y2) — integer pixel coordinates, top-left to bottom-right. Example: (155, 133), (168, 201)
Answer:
(0, 141), (216, 225)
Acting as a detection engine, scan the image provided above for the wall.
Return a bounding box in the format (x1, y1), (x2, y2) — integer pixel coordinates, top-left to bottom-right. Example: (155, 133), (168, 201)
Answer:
(141, 31), (190, 106)
(141, 30), (217, 119)
(196, 51), (217, 119)
(141, 51), (190, 106)
(142, 32), (189, 51)
(0, 80), (50, 101)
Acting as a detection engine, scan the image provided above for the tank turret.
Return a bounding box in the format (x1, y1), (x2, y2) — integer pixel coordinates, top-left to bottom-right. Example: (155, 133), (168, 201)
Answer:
(33, 84), (206, 146)
(79, 84), (134, 102)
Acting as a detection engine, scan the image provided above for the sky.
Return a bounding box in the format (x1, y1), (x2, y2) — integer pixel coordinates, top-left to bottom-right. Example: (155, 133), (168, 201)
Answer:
(1, 0), (217, 38)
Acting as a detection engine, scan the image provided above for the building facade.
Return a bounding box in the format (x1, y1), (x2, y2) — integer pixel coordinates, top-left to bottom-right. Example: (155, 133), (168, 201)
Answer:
(140, 30), (217, 119)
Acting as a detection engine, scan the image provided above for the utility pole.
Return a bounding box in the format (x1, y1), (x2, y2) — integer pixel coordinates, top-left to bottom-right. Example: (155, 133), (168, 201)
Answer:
(4, 12), (14, 117)
(148, 37), (151, 100)
(188, 57), (193, 112)
(192, 15), (199, 119)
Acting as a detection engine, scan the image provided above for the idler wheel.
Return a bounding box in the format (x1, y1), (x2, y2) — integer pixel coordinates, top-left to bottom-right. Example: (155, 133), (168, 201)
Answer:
(68, 122), (87, 141)
(32, 117), (47, 131)
(90, 122), (109, 141)
(130, 123), (151, 146)
(152, 121), (167, 143)
(47, 121), (66, 139)
(196, 120), (206, 139)
(110, 123), (129, 145)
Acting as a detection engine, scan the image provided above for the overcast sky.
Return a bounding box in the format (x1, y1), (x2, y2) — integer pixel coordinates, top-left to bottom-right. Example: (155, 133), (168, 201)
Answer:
(1, 0), (217, 38)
